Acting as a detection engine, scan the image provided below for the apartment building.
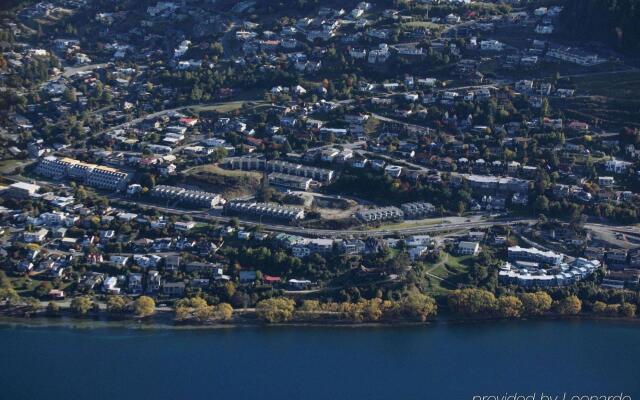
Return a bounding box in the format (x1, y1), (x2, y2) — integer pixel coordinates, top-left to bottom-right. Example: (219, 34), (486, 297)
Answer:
(499, 258), (599, 288)
(268, 160), (334, 183)
(356, 207), (404, 223)
(36, 156), (130, 191)
(227, 157), (267, 171)
(3, 182), (40, 199)
(546, 45), (600, 66)
(457, 241), (480, 256)
(225, 201), (305, 221)
(606, 249), (628, 270)
(292, 238), (335, 258)
(401, 202), (436, 219)
(267, 173), (312, 191)
(508, 246), (563, 266)
(226, 157), (334, 184)
(151, 185), (224, 208)
(463, 174), (529, 194)
(86, 166), (130, 190)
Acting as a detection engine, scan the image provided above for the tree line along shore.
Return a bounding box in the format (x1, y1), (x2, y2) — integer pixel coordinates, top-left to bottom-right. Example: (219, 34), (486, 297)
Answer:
(1, 285), (637, 326)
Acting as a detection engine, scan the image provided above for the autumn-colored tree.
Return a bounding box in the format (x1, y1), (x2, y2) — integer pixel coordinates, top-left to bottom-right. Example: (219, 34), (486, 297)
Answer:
(554, 295), (582, 315)
(496, 295), (523, 318)
(256, 297), (296, 323)
(447, 288), (497, 316)
(107, 296), (129, 313)
(216, 303), (233, 321)
(134, 296), (155, 318)
(70, 296), (93, 315)
(401, 291), (438, 321)
(519, 292), (552, 316)
(621, 303), (637, 318)
(299, 300), (321, 312)
(592, 301), (608, 315)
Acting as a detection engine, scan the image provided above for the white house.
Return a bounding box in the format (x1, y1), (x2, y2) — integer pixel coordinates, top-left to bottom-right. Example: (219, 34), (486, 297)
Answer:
(24, 228), (49, 243)
(605, 159), (633, 174)
(480, 40), (504, 51)
(457, 241), (480, 256)
(598, 176), (615, 187)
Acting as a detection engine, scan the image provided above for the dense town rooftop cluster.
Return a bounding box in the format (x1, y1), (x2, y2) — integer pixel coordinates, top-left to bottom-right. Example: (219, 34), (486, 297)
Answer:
(0, 0), (639, 320)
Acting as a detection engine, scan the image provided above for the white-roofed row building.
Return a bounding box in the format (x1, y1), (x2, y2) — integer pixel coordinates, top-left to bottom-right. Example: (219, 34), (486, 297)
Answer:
(151, 185), (224, 208)
(508, 245), (564, 266)
(356, 206), (404, 223)
(226, 157), (334, 184)
(36, 156), (130, 191)
(499, 258), (600, 288)
(225, 201), (305, 221)
(401, 202), (436, 219)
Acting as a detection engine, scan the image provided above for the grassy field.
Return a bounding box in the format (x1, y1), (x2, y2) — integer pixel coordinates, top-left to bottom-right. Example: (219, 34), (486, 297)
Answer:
(189, 101), (251, 114)
(443, 254), (474, 272)
(423, 253), (473, 295)
(403, 21), (444, 30)
(0, 159), (25, 174)
(186, 164), (262, 179)
(183, 164), (262, 198)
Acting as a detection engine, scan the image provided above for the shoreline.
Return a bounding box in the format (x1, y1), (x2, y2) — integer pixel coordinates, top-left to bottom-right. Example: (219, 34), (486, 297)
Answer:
(1, 313), (639, 331)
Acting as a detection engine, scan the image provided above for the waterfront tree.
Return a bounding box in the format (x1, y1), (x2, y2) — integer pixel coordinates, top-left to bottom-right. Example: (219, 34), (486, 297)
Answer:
(401, 291), (438, 321)
(256, 297), (296, 323)
(447, 288), (497, 317)
(216, 303), (233, 321)
(134, 296), (156, 318)
(107, 296), (129, 313)
(621, 303), (637, 318)
(496, 295), (523, 318)
(554, 295), (582, 315)
(519, 292), (552, 316)
(70, 296), (93, 315)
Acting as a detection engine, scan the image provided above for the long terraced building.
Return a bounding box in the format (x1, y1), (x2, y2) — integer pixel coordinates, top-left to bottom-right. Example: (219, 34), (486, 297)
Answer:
(35, 156), (130, 191)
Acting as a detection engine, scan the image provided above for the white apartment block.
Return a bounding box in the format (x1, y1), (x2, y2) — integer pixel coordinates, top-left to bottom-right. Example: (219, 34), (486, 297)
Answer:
(356, 207), (404, 223)
(225, 201), (305, 221)
(36, 156), (130, 191)
(227, 157), (334, 184)
(151, 185), (224, 208)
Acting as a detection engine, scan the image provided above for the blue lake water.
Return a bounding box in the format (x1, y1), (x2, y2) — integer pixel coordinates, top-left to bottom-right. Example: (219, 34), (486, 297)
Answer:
(1, 320), (639, 400)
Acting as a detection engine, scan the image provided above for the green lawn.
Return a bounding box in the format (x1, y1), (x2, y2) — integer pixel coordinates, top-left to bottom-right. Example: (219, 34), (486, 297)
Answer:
(189, 101), (249, 114)
(422, 253), (473, 294)
(10, 276), (39, 295)
(444, 254), (473, 271)
(0, 159), (25, 174)
(403, 21), (443, 30)
(423, 278), (451, 296)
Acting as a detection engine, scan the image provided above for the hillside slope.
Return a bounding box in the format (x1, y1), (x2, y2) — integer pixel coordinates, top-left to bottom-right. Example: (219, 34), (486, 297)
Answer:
(559, 0), (640, 54)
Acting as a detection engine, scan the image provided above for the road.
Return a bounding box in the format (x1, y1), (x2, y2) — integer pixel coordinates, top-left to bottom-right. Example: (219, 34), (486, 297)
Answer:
(113, 197), (534, 237)
(28, 175), (635, 242)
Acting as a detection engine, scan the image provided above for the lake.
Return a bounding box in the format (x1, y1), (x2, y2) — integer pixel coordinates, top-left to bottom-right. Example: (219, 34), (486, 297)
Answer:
(1, 320), (639, 400)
